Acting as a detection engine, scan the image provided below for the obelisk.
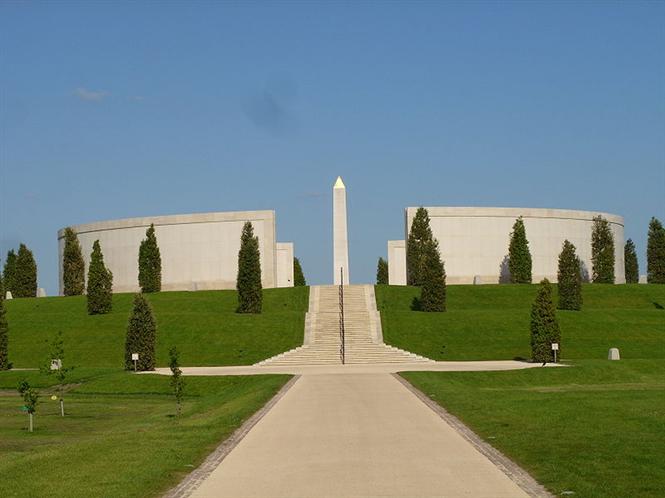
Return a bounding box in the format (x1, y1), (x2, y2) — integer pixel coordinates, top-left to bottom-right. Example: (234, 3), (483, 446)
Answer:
(333, 176), (350, 285)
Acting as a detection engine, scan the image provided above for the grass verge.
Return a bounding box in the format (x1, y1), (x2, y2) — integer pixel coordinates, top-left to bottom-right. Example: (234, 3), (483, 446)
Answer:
(401, 360), (665, 498)
(0, 368), (290, 497)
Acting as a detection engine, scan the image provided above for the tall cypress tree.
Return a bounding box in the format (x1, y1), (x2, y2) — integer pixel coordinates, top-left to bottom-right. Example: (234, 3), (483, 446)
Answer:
(508, 217), (532, 284)
(2, 250), (17, 295)
(62, 227), (86, 296)
(406, 207), (434, 286)
(293, 257), (306, 287)
(14, 244), (37, 298)
(0, 276), (9, 370)
(530, 279), (561, 363)
(87, 240), (113, 315)
(557, 240), (582, 311)
(647, 217), (665, 284)
(624, 239), (639, 284)
(138, 224), (162, 293)
(236, 222), (262, 313)
(591, 215), (615, 284)
(124, 293), (156, 371)
(376, 257), (389, 285)
(420, 239), (447, 312)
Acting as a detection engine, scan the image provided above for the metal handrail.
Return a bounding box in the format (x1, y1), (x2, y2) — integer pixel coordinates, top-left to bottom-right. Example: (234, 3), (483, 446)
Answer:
(339, 267), (345, 365)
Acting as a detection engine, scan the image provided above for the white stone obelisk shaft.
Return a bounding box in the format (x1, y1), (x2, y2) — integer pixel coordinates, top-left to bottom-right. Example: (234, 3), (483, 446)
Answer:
(333, 176), (350, 285)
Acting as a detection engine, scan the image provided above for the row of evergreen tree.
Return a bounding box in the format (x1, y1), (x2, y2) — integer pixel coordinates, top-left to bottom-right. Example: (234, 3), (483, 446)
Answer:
(59, 221), (306, 316)
(378, 208), (665, 314)
(376, 209), (665, 289)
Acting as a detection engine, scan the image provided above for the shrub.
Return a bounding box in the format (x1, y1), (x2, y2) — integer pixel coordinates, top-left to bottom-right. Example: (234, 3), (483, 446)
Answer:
(138, 224), (162, 293)
(591, 215), (615, 283)
(647, 217), (665, 284)
(14, 244), (37, 297)
(420, 239), (446, 312)
(2, 250), (17, 295)
(62, 227), (86, 296)
(169, 346), (185, 417)
(508, 217), (532, 283)
(376, 257), (389, 285)
(236, 222), (262, 313)
(530, 279), (561, 363)
(557, 240), (582, 310)
(293, 257), (306, 286)
(124, 294), (157, 371)
(406, 207), (434, 286)
(87, 240), (113, 315)
(17, 380), (39, 432)
(624, 239), (639, 284)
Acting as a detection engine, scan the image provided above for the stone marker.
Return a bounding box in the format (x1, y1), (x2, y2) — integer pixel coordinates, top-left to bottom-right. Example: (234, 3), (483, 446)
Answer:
(37, 288), (47, 298)
(608, 348), (620, 360)
(473, 275), (483, 285)
(333, 176), (350, 285)
(5, 291), (12, 300)
(638, 275), (647, 284)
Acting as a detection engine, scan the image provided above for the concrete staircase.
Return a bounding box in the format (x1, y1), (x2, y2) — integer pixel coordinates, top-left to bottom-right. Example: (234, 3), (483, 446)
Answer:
(256, 285), (434, 366)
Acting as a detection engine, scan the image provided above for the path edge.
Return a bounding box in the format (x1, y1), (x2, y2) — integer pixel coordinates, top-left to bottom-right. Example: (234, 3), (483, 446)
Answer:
(163, 375), (301, 498)
(392, 373), (554, 498)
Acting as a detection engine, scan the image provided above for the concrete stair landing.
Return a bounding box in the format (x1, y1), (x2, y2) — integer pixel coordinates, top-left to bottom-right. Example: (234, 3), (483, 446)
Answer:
(256, 285), (433, 366)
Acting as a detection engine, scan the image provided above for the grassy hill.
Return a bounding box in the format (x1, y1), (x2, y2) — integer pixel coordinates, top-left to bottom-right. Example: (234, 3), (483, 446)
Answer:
(376, 284), (665, 361)
(5, 287), (309, 368)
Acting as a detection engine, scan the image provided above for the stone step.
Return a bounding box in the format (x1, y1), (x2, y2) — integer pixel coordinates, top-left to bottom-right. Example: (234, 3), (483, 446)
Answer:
(255, 284), (433, 367)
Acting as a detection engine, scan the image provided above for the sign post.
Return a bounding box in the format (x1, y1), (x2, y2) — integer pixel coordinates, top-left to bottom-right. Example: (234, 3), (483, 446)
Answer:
(132, 353), (139, 372)
(551, 343), (559, 363)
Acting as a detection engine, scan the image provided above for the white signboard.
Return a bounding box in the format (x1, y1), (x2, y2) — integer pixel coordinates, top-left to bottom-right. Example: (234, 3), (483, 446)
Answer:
(551, 343), (559, 351)
(131, 353), (139, 361)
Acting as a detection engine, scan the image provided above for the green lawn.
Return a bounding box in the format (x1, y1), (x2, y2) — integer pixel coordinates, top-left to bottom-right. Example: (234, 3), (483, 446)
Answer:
(376, 284), (665, 360)
(401, 360), (665, 498)
(0, 368), (290, 498)
(5, 286), (309, 368)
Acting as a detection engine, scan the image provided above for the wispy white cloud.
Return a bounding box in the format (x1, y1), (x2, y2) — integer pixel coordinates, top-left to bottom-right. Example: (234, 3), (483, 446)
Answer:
(74, 87), (109, 102)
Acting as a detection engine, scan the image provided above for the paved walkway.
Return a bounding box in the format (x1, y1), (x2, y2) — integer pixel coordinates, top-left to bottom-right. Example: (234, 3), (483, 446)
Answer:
(154, 360), (561, 377)
(185, 373), (539, 498)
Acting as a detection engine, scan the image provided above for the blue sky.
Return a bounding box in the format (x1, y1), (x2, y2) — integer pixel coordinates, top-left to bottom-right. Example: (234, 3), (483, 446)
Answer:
(1, 1), (664, 294)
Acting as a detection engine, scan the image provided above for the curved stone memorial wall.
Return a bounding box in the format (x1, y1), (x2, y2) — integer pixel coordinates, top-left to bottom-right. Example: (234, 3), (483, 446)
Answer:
(389, 207), (625, 285)
(58, 210), (294, 294)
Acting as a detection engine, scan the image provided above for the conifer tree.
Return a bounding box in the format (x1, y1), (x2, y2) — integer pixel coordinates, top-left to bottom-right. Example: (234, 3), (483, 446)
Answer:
(420, 239), (447, 312)
(376, 257), (389, 285)
(407, 207), (434, 286)
(87, 240), (113, 315)
(647, 217), (665, 284)
(169, 346), (185, 417)
(530, 279), (561, 363)
(236, 222), (262, 313)
(293, 257), (306, 287)
(624, 239), (639, 284)
(62, 227), (86, 296)
(14, 244), (37, 298)
(138, 224), (162, 293)
(557, 240), (582, 310)
(591, 215), (615, 284)
(3, 250), (17, 295)
(124, 293), (156, 371)
(508, 217), (532, 284)
(0, 275), (9, 370)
